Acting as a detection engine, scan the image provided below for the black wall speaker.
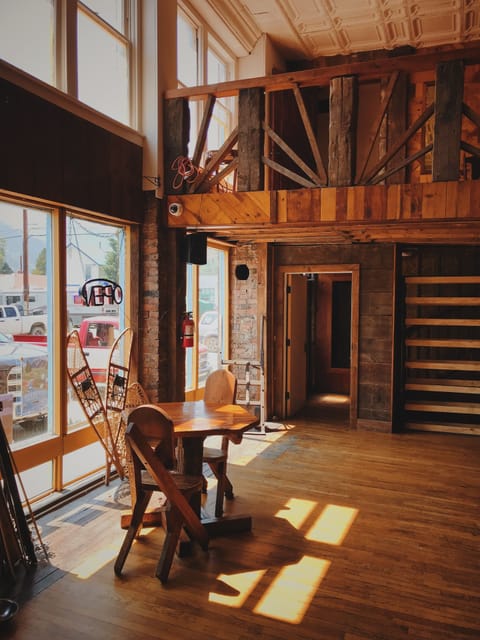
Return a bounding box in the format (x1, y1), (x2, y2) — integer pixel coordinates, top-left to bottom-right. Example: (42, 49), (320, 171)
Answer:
(181, 233), (208, 264)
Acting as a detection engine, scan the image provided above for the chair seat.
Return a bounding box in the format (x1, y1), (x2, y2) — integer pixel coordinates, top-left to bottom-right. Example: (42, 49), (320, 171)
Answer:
(202, 446), (227, 463)
(141, 469), (203, 493)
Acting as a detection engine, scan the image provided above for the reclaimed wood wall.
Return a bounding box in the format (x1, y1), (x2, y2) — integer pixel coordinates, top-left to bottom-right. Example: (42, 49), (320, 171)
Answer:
(167, 180), (480, 230)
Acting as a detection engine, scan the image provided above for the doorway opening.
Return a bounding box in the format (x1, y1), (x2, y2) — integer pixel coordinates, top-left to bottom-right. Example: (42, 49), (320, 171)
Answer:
(279, 265), (359, 426)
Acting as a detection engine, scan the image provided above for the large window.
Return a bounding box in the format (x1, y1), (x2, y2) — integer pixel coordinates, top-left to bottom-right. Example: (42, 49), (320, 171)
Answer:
(0, 0), (136, 126)
(77, 1), (130, 124)
(185, 243), (229, 399)
(0, 0), (56, 85)
(177, 3), (237, 164)
(0, 197), (130, 504)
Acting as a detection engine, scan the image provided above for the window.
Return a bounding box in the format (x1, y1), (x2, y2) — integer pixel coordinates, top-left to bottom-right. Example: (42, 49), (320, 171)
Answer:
(0, 197), (130, 503)
(185, 243), (229, 399)
(0, 0), (136, 127)
(0, 0), (56, 85)
(77, 1), (130, 124)
(177, 3), (236, 164)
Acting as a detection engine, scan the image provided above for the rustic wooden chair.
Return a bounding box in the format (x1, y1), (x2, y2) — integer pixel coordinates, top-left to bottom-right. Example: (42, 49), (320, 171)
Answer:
(202, 368), (237, 517)
(114, 405), (208, 583)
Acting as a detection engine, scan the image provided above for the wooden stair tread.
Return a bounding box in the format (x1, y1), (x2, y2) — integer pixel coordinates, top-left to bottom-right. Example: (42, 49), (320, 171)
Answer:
(405, 360), (480, 371)
(406, 338), (480, 348)
(405, 421), (480, 435)
(405, 400), (480, 414)
(405, 379), (480, 393)
(405, 276), (480, 284)
(406, 296), (480, 305)
(405, 318), (480, 326)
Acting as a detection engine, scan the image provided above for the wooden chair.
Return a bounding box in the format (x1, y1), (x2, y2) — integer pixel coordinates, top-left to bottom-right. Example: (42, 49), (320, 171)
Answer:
(114, 405), (208, 584)
(202, 368), (237, 517)
(118, 381), (150, 480)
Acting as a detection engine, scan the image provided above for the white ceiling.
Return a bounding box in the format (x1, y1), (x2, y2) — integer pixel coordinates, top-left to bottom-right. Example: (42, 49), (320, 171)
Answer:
(190, 0), (480, 62)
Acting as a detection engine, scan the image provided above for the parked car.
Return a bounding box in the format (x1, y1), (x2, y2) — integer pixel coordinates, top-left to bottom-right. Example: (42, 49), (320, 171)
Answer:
(0, 331), (48, 423)
(0, 304), (48, 336)
(77, 316), (120, 384)
(198, 310), (219, 352)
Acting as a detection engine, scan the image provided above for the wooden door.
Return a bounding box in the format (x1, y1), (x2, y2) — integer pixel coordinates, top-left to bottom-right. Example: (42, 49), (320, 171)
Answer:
(285, 274), (308, 416)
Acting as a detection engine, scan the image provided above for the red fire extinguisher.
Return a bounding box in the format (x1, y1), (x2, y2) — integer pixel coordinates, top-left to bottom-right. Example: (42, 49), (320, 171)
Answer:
(181, 312), (195, 348)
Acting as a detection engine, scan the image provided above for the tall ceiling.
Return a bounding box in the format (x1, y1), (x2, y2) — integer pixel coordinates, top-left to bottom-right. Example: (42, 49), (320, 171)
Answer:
(190, 0), (480, 63)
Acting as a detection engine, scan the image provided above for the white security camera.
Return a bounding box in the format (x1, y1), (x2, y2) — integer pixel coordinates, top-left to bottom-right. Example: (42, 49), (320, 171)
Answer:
(168, 202), (183, 217)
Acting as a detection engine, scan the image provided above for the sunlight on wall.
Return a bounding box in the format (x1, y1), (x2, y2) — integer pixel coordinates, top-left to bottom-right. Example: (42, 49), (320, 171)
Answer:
(253, 556), (330, 622)
(306, 504), (359, 545)
(209, 569), (266, 607)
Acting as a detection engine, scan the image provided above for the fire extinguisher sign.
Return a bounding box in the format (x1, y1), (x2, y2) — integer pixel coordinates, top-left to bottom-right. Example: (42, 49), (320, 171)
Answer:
(181, 312), (194, 348)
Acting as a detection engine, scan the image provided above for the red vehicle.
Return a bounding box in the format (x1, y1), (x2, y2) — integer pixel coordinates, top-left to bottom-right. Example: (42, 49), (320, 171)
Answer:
(77, 316), (120, 384)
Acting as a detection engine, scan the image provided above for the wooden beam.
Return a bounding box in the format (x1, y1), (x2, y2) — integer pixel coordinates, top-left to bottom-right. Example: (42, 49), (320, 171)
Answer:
(292, 84), (327, 184)
(433, 60), (464, 181)
(356, 71), (399, 184)
(164, 98), (190, 195)
(263, 122), (322, 186)
(370, 144), (432, 184)
(237, 87), (265, 192)
(164, 42), (480, 100)
(385, 72), (408, 184)
(191, 94), (216, 169)
(329, 76), (357, 187)
(362, 103), (434, 184)
(262, 156), (319, 189)
(188, 127), (238, 193)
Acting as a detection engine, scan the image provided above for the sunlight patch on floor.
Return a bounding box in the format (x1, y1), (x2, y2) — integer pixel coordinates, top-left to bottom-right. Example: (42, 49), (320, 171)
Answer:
(306, 504), (358, 545)
(253, 556), (330, 623)
(209, 569), (266, 607)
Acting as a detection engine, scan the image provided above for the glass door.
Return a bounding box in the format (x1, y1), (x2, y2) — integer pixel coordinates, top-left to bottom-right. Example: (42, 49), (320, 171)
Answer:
(185, 242), (229, 399)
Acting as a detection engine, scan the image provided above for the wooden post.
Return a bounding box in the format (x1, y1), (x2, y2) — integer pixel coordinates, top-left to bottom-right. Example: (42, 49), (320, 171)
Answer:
(164, 97), (190, 195)
(238, 87), (265, 192)
(432, 60), (464, 182)
(329, 76), (357, 186)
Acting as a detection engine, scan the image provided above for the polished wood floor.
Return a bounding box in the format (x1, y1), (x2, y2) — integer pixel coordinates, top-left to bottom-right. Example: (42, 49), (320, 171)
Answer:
(3, 396), (480, 639)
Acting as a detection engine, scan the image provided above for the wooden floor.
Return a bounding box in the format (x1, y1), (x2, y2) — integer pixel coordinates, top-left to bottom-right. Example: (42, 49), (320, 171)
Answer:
(3, 396), (480, 640)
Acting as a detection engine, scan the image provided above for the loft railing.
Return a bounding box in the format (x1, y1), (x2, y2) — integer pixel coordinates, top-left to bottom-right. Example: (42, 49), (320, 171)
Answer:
(164, 43), (480, 197)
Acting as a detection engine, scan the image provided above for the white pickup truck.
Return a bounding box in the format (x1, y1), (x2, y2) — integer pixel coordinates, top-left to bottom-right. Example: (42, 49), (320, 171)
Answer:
(0, 304), (48, 336)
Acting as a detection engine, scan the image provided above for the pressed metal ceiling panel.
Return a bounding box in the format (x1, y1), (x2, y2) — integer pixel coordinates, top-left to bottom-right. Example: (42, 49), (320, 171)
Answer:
(192, 0), (480, 60)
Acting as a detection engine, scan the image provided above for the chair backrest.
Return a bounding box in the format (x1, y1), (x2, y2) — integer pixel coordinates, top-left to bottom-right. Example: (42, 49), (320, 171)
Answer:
(204, 369), (236, 404)
(126, 404), (175, 470)
(124, 420), (209, 550)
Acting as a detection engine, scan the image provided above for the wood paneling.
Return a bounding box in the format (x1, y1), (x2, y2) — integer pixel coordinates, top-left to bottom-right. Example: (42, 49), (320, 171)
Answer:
(168, 181), (480, 244)
(0, 79), (143, 221)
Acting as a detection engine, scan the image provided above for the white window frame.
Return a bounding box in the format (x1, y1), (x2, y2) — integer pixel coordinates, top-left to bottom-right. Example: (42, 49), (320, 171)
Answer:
(1, 0), (139, 129)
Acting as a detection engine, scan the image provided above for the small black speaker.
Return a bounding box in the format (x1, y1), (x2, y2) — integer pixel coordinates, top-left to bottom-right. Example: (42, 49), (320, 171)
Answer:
(181, 233), (208, 264)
